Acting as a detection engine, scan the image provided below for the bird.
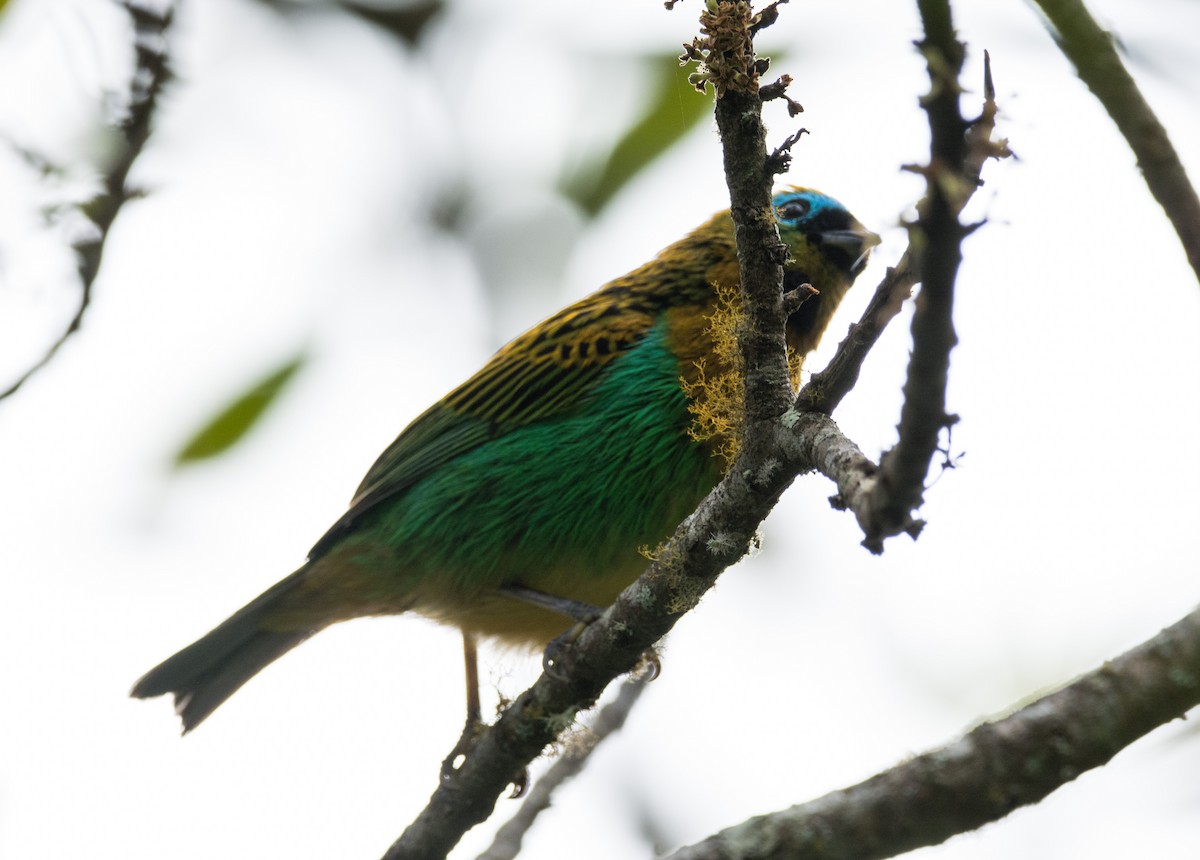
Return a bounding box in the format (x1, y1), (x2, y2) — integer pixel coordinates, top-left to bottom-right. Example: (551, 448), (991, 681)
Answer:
(132, 187), (879, 747)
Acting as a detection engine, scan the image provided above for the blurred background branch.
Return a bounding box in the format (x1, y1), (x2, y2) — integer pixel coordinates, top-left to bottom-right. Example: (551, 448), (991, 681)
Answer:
(0, 0), (173, 401)
(475, 675), (651, 860)
(1028, 0), (1200, 285)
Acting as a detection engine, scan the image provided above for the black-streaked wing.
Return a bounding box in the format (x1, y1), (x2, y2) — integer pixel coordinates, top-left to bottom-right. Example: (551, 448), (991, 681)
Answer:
(307, 294), (656, 559)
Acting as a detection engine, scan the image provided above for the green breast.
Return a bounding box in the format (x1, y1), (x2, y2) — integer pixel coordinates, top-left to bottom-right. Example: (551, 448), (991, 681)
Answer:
(373, 318), (720, 597)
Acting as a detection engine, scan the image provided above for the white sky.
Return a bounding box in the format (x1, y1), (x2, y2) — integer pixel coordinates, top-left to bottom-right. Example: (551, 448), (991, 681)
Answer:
(1, 0), (1198, 858)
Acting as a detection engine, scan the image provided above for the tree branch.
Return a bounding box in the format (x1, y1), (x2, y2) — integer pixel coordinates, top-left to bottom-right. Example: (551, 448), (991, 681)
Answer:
(691, 0), (795, 423)
(1028, 0), (1200, 285)
(0, 1), (173, 401)
(381, 5), (811, 856)
(794, 252), (917, 418)
(859, 0), (967, 550)
(664, 604), (1200, 860)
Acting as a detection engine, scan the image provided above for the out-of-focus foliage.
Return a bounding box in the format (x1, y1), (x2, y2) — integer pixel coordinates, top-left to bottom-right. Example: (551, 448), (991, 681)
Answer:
(561, 58), (711, 217)
(174, 354), (307, 466)
(338, 0), (442, 45)
(252, 0), (444, 45)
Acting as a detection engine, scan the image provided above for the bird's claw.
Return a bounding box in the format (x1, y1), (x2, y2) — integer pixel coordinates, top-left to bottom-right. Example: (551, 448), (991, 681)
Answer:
(636, 648), (662, 682)
(440, 717), (529, 799)
(508, 767), (529, 798)
(440, 715), (483, 784)
(542, 614), (598, 680)
(544, 624), (663, 689)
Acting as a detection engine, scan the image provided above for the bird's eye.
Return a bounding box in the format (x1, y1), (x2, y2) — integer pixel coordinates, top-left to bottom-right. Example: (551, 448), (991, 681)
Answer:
(777, 198), (811, 221)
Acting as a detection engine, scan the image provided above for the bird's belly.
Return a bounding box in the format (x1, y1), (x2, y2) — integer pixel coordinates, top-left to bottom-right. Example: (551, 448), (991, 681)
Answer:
(409, 558), (648, 648)
(385, 432), (716, 646)
(274, 323), (722, 643)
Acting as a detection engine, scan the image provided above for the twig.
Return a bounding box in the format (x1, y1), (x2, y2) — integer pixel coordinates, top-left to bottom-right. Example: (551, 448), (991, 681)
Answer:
(0, 1), (174, 401)
(860, 0), (967, 552)
(794, 252), (918, 417)
(794, 50), (1007, 552)
(798, 51), (1005, 418)
(776, 410), (892, 541)
(475, 676), (651, 860)
(1029, 0), (1200, 285)
(664, 604), (1200, 859)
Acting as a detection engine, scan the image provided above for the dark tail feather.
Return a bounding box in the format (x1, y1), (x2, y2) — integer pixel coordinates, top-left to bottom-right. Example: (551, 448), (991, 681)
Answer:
(131, 568), (320, 732)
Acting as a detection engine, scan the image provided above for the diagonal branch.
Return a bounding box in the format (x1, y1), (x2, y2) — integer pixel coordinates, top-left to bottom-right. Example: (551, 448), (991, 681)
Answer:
(468, 1), (805, 847)
(0, 1), (174, 401)
(380, 4), (817, 857)
(795, 252), (918, 417)
(1028, 0), (1200, 285)
(664, 604), (1200, 860)
(380, 424), (811, 859)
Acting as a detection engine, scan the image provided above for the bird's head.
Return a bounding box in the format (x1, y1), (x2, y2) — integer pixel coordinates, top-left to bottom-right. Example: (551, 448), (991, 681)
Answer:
(773, 187), (880, 355)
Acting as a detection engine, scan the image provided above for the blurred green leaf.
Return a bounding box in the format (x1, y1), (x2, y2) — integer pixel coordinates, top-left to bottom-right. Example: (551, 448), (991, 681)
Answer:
(563, 58), (711, 217)
(174, 354), (307, 466)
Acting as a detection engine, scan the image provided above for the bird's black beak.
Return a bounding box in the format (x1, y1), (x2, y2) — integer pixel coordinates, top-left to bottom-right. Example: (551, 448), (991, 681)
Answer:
(817, 226), (881, 276)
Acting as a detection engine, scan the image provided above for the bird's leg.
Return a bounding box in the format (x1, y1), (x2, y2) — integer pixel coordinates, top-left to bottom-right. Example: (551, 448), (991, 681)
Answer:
(440, 631), (481, 780)
(439, 630), (529, 798)
(498, 585), (664, 685)
(498, 584), (603, 681)
(499, 584), (600, 623)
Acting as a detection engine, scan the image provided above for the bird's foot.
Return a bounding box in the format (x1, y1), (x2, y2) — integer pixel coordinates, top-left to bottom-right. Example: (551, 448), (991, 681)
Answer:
(499, 584), (602, 681)
(440, 714), (483, 784)
(508, 767), (529, 798)
(541, 615), (599, 681)
(440, 715), (528, 798)
(541, 617), (668, 684)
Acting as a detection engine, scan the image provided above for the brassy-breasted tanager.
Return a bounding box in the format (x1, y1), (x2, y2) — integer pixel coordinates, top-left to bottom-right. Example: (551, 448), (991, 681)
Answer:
(132, 188), (879, 739)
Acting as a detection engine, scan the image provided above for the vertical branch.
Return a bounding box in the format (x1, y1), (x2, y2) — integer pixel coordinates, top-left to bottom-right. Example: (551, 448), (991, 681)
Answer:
(686, 1), (795, 426)
(1029, 0), (1200, 285)
(796, 51), (1007, 551)
(861, 0), (967, 550)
